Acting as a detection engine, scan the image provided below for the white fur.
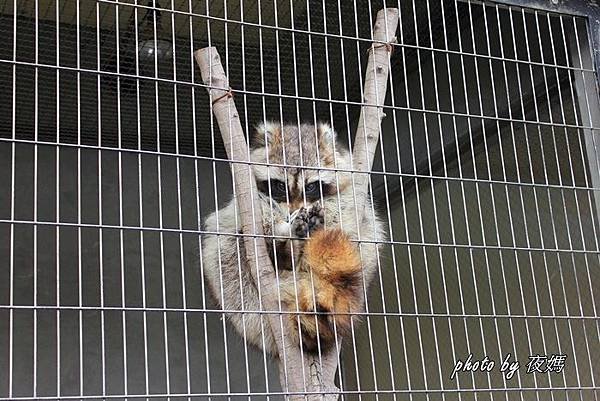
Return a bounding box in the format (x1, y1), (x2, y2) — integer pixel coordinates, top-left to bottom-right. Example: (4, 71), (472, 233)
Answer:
(200, 128), (386, 356)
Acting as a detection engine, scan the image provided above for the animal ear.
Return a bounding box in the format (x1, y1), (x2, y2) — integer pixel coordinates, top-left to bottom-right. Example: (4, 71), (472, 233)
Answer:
(252, 121), (281, 148)
(317, 122), (336, 147)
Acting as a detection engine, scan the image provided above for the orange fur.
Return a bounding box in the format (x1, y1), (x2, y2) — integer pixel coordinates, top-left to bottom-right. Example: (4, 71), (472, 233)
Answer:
(282, 228), (363, 353)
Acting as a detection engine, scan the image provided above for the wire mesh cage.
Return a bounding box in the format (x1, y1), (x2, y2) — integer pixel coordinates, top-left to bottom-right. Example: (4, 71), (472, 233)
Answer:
(0, 0), (599, 400)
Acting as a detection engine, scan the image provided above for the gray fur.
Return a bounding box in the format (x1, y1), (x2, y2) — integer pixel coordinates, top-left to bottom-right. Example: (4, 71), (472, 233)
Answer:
(201, 122), (386, 355)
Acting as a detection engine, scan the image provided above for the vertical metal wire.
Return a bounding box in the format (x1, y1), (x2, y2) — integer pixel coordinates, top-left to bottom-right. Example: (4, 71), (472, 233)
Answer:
(150, 1), (172, 395)
(188, 1), (214, 398)
(359, 5), (396, 398)
(235, 2), (257, 398)
(284, 0), (321, 384)
(227, 0), (271, 393)
(116, 0), (129, 389)
(205, 2), (235, 397)
(219, 3), (237, 393)
(32, 0), (39, 397)
(272, 2), (307, 382)
(367, 5), (401, 397)
(331, 1), (363, 394)
(434, 2), (467, 399)
(8, 1), (16, 396)
(55, 1), (61, 398)
(285, 0), (316, 384)
(305, 0), (337, 374)
(95, 2), (108, 396)
(307, 0), (332, 370)
(347, 1), (384, 395)
(402, 1), (442, 398)
(75, 0), (84, 397)
(268, 1), (308, 393)
(168, 2), (192, 400)
(249, 0), (287, 393)
(131, 2), (152, 397)
(328, 1), (348, 389)
(387, 4), (420, 401)
(343, 1), (368, 395)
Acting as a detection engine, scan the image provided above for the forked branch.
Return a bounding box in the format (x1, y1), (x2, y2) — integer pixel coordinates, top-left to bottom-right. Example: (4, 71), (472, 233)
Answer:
(194, 7), (397, 400)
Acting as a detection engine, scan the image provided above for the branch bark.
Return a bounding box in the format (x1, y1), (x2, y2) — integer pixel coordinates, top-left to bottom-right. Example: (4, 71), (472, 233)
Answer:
(195, 47), (321, 400)
(195, 7), (397, 400)
(352, 8), (399, 217)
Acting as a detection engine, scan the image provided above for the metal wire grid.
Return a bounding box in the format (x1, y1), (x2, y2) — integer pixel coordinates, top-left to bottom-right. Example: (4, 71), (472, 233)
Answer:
(0, 0), (599, 400)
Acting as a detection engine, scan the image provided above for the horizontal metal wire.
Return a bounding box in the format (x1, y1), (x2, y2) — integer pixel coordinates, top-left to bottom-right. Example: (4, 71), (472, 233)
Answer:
(0, 138), (600, 199)
(2, 58), (599, 132)
(4, 385), (600, 400)
(0, 138), (600, 206)
(2, 137), (599, 195)
(97, 0), (597, 73)
(1, 304), (598, 321)
(2, 218), (599, 254)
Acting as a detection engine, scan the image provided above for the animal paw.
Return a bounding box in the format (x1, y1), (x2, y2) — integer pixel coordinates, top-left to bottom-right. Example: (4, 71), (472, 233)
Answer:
(292, 207), (309, 238)
(291, 203), (324, 238)
(307, 203), (324, 234)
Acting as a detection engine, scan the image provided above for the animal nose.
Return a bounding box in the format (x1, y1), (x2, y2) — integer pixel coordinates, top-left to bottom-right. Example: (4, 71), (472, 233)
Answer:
(289, 200), (304, 212)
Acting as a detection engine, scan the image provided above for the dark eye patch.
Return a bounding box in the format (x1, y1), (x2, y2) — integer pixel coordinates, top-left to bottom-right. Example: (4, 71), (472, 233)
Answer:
(321, 182), (337, 196)
(304, 181), (320, 196)
(257, 179), (288, 202)
(304, 181), (337, 202)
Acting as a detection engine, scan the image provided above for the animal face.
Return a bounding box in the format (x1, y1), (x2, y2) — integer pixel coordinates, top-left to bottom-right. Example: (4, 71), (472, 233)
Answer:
(250, 121), (351, 212)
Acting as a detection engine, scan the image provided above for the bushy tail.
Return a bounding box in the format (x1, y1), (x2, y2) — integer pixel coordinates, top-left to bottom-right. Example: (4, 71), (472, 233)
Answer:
(282, 228), (363, 353)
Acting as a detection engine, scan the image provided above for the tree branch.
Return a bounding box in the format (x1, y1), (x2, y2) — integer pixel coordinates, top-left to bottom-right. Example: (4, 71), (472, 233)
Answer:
(195, 47), (319, 399)
(194, 7), (397, 400)
(352, 8), (399, 217)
